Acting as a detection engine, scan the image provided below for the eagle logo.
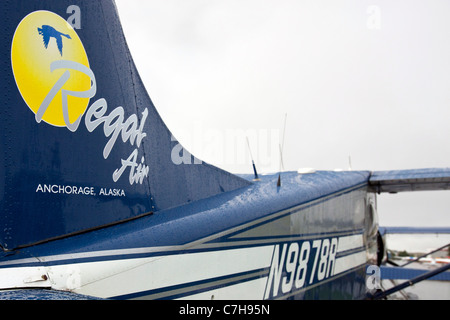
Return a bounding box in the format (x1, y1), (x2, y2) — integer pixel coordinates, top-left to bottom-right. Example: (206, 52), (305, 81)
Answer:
(38, 25), (72, 56)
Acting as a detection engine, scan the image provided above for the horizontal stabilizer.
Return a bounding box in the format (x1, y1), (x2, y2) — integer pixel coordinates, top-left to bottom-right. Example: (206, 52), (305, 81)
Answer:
(0, 289), (103, 300)
(369, 168), (450, 193)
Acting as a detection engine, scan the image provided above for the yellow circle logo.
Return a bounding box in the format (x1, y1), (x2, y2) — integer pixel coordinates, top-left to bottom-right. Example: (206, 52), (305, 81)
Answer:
(11, 10), (91, 128)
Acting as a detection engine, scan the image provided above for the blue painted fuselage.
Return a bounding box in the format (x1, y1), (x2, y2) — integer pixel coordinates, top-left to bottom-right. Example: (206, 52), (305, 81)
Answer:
(0, 170), (378, 299)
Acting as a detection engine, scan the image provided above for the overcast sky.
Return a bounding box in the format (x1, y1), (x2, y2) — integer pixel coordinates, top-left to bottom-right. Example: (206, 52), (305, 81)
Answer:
(114, 0), (449, 229)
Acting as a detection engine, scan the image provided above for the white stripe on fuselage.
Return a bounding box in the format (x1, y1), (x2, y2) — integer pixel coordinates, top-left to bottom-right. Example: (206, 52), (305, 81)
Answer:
(0, 233), (367, 299)
(46, 246), (273, 299)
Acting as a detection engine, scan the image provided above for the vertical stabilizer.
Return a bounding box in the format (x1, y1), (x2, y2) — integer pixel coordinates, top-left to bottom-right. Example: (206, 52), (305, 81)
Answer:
(0, 0), (249, 250)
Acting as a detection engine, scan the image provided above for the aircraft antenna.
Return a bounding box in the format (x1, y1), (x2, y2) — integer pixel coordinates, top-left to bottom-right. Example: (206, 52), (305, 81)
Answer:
(280, 113), (287, 171)
(277, 113), (287, 187)
(246, 136), (260, 181)
(277, 144), (283, 187)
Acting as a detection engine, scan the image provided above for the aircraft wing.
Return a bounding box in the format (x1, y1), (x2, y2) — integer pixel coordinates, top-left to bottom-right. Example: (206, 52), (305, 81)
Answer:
(369, 168), (450, 193)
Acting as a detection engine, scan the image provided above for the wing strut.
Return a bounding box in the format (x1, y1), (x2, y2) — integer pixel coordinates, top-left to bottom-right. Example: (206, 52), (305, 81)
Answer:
(370, 241), (450, 300)
(369, 262), (450, 300)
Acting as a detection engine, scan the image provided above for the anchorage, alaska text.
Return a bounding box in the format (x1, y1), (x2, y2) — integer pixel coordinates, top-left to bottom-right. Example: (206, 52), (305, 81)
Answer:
(36, 183), (125, 197)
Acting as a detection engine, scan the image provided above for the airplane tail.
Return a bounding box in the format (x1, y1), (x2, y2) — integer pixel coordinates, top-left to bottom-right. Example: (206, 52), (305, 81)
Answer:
(0, 0), (250, 250)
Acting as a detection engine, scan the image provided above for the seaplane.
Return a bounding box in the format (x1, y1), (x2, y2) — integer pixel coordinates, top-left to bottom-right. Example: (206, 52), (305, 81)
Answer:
(0, 0), (448, 301)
